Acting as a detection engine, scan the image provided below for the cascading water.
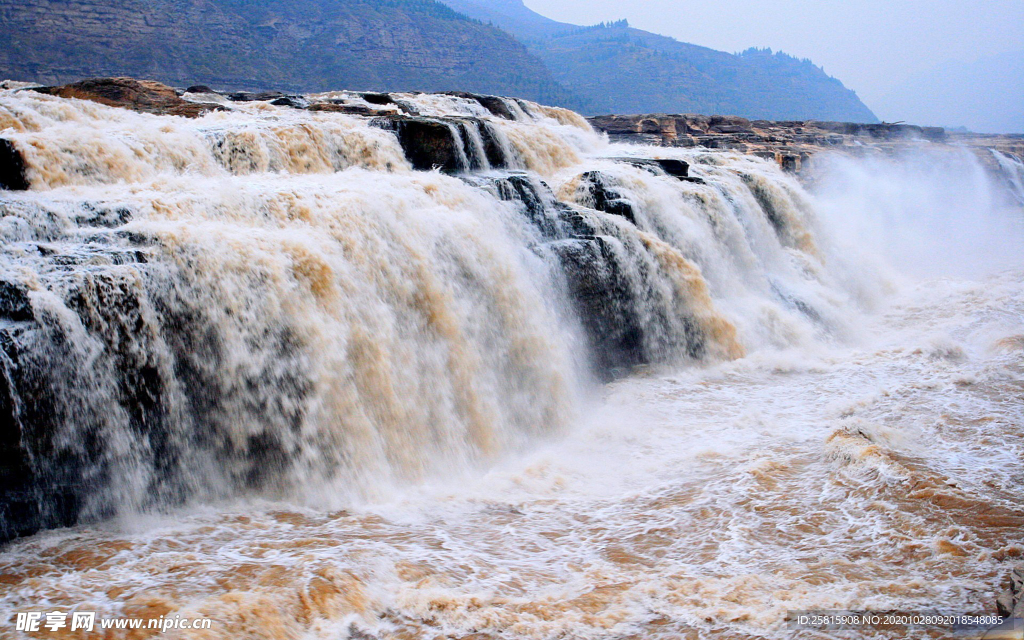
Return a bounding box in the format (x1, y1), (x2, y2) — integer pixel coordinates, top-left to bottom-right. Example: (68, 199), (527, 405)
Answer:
(993, 149), (1024, 205)
(1, 86), (1023, 640)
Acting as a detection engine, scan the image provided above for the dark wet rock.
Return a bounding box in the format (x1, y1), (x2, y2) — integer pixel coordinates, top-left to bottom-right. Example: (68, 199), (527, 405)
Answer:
(0, 139), (30, 191)
(0, 280), (33, 322)
(555, 207), (598, 238)
(79, 203), (134, 228)
(514, 99), (536, 117)
(549, 237), (646, 378)
(446, 118), (508, 170)
(475, 121), (509, 168)
(307, 102), (376, 116)
(372, 115), (465, 173)
(577, 171), (637, 224)
(608, 157), (691, 180)
(50, 247), (148, 267)
(469, 173), (560, 238)
(185, 85), (217, 94)
(0, 319), (88, 543)
(0, 336), (34, 541)
(651, 158), (689, 178)
(476, 96), (517, 120)
(0, 254), (315, 542)
(360, 92), (395, 106)
(465, 170), (698, 380)
(227, 91), (286, 102)
(32, 77), (225, 118)
(270, 97), (305, 108)
(779, 154), (802, 173)
(446, 91), (516, 120)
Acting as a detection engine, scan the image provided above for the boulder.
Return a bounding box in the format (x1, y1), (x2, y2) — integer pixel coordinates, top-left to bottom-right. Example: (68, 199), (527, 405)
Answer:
(652, 158), (689, 178)
(270, 96), (306, 108)
(32, 77), (225, 118)
(360, 92), (395, 106)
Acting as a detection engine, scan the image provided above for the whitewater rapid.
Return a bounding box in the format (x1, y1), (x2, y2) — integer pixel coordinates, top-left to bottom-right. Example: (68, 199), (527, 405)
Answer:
(1, 85), (1023, 639)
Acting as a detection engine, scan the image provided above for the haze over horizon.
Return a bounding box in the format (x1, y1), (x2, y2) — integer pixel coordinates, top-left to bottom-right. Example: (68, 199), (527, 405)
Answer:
(523, 0), (1024, 133)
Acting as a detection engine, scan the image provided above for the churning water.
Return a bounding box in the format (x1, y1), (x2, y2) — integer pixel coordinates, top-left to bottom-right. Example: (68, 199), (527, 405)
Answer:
(0, 88), (1022, 639)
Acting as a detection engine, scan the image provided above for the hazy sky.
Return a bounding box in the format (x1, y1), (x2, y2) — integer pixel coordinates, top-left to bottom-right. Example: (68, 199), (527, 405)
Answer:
(522, 0), (1024, 131)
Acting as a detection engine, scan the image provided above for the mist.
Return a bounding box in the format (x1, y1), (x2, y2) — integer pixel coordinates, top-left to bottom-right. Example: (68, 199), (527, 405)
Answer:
(809, 150), (1024, 280)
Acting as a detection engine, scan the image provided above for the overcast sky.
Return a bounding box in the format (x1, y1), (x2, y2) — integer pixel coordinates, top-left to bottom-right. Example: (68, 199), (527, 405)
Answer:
(522, 0), (1024, 132)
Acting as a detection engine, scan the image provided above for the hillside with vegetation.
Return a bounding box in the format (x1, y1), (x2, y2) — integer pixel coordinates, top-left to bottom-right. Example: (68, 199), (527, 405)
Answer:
(0, 0), (579, 106)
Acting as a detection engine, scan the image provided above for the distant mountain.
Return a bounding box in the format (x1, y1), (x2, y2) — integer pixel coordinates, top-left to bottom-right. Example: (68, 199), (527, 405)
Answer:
(0, 0), (579, 106)
(437, 0), (878, 122)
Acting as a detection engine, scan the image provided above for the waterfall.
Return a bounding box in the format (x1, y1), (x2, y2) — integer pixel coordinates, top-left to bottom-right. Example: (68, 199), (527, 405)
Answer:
(992, 149), (1024, 205)
(0, 86), (908, 540)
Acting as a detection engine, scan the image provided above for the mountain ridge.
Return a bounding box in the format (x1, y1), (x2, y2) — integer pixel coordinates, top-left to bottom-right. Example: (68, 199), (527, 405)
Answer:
(0, 0), (581, 107)
(437, 0), (878, 122)
(0, 0), (878, 122)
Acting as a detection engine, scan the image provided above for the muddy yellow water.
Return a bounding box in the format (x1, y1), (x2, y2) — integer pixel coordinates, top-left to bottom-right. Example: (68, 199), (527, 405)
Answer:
(2, 273), (1022, 640)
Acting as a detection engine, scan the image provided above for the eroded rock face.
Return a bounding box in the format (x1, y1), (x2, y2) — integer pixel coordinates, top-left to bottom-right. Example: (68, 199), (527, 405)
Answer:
(468, 172), (702, 381)
(0, 200), (317, 542)
(445, 91), (517, 120)
(371, 115), (513, 173)
(550, 237), (646, 375)
(31, 77), (225, 118)
(576, 172), (638, 224)
(372, 116), (466, 173)
(587, 113), (1024, 176)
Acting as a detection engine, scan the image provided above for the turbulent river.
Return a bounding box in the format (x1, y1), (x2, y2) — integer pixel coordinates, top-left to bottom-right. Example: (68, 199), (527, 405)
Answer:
(0, 87), (1023, 639)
